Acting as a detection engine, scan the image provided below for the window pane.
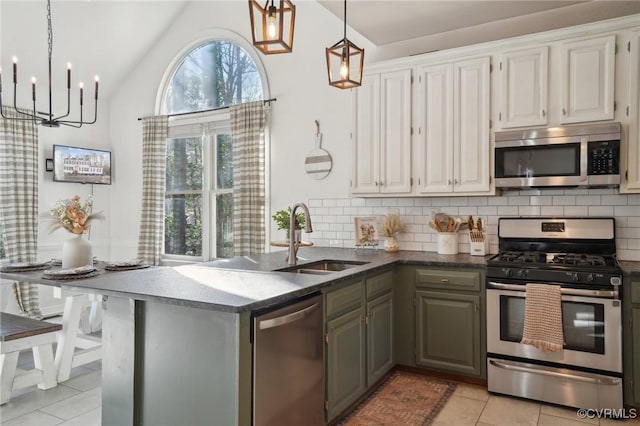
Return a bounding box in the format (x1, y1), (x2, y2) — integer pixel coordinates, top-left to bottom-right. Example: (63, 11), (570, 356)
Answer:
(216, 193), (233, 258)
(217, 134), (233, 190)
(165, 194), (203, 256)
(164, 41), (263, 114)
(166, 138), (203, 192)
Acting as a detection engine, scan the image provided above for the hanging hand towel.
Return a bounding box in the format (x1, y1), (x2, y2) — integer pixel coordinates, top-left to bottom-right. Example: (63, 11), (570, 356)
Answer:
(521, 283), (564, 352)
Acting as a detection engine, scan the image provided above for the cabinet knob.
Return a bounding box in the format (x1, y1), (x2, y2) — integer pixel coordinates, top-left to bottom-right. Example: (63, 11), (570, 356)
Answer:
(375, 181), (379, 186)
(379, 181), (384, 187)
(541, 109), (546, 117)
(562, 108), (567, 116)
(454, 179), (459, 185)
(447, 179), (452, 185)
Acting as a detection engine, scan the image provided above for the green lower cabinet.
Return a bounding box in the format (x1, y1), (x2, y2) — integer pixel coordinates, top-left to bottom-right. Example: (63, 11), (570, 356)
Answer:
(367, 292), (393, 385)
(633, 307), (640, 406)
(415, 290), (481, 376)
(326, 306), (367, 421)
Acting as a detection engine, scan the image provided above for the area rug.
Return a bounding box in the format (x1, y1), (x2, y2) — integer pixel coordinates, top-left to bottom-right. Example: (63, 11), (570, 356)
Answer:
(339, 370), (457, 426)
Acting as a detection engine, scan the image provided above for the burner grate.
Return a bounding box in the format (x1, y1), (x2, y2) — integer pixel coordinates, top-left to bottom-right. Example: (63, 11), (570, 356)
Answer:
(549, 254), (606, 267)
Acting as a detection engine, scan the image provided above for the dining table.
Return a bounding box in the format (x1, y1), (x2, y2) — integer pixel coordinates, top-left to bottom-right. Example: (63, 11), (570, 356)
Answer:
(0, 261), (149, 382)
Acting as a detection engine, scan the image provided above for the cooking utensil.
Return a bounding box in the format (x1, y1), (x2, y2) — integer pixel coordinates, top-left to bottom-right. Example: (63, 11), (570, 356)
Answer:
(305, 120), (332, 180)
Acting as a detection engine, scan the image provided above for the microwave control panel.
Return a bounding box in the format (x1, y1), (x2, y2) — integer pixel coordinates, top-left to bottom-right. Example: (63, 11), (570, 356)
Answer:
(588, 140), (619, 175)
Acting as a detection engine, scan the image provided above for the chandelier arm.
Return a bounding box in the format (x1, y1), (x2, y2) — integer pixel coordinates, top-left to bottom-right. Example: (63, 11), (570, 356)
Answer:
(12, 83), (39, 120)
(57, 97), (97, 127)
(52, 87), (72, 121)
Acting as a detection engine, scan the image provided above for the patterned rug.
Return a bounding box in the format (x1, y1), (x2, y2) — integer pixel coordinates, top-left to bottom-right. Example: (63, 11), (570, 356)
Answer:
(339, 370), (457, 426)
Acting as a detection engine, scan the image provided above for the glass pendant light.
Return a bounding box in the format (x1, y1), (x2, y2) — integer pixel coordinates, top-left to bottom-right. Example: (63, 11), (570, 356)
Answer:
(248, 0), (296, 54)
(325, 0), (364, 89)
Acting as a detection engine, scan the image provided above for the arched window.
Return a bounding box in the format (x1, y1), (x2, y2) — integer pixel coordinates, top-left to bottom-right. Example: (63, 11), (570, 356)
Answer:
(160, 37), (266, 261)
(163, 40), (264, 114)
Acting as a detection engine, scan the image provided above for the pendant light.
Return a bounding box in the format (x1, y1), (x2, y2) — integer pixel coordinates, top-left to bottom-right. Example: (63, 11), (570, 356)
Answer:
(326, 0), (364, 89)
(248, 0), (296, 54)
(0, 0), (99, 128)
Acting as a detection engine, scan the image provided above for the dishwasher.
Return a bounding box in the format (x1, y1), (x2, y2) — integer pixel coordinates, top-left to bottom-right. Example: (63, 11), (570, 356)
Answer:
(252, 293), (323, 426)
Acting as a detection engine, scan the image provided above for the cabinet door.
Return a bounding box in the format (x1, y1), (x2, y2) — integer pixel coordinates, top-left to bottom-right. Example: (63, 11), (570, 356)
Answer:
(415, 63), (455, 193)
(415, 290), (481, 376)
(625, 30), (640, 192)
(500, 46), (548, 128)
(454, 57), (491, 193)
(351, 74), (380, 194)
(366, 292), (393, 385)
(633, 307), (640, 406)
(561, 35), (615, 124)
(326, 306), (366, 421)
(380, 69), (412, 194)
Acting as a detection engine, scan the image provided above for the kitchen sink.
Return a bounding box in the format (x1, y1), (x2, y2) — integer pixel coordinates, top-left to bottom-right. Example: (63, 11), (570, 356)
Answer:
(276, 260), (369, 274)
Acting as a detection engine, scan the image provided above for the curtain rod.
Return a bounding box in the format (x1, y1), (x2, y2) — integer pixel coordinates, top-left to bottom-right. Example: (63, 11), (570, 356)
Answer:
(137, 98), (277, 121)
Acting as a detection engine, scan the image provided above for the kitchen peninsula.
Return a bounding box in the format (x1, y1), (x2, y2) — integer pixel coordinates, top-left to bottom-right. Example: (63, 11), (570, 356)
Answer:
(3, 248), (485, 425)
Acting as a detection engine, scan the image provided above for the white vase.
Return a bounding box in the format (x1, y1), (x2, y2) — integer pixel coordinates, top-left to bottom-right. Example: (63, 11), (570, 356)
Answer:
(384, 236), (400, 252)
(62, 234), (93, 269)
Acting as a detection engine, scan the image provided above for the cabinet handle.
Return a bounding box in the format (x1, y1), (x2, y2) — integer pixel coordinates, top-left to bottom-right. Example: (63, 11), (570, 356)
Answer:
(447, 179), (452, 185)
(474, 303), (479, 313)
(379, 181), (384, 187)
(362, 314), (368, 324)
(541, 109), (546, 117)
(440, 278), (449, 282)
(454, 179), (459, 185)
(375, 181), (379, 186)
(562, 108), (567, 116)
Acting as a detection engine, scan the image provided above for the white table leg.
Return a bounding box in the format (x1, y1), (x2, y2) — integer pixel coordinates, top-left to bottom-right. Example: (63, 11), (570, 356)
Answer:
(0, 352), (19, 404)
(54, 293), (88, 382)
(88, 294), (102, 333)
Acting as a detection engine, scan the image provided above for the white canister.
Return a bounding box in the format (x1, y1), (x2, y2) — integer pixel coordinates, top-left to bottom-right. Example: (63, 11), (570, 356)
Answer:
(437, 232), (459, 255)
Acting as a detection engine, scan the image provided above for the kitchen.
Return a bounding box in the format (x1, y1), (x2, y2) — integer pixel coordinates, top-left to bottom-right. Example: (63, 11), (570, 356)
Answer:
(1, 1), (640, 425)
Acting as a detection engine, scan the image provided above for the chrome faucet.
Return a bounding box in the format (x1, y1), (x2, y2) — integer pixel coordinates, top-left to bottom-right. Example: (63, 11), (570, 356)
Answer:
(288, 202), (313, 265)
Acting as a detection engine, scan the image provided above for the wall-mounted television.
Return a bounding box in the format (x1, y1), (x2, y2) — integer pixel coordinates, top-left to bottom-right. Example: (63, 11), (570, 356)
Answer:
(53, 144), (112, 185)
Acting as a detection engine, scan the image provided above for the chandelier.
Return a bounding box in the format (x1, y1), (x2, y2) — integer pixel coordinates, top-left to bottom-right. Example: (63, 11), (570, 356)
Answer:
(248, 0), (296, 55)
(0, 0), (99, 128)
(325, 0), (364, 89)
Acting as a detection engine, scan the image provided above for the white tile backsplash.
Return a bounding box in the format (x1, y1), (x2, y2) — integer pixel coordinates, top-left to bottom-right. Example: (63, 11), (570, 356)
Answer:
(307, 188), (640, 261)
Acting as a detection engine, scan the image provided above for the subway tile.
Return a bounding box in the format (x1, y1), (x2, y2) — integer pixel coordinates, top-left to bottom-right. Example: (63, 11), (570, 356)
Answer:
(373, 207), (389, 216)
(576, 195), (600, 206)
(564, 206), (588, 216)
(628, 217), (640, 227)
(518, 189), (542, 196)
(588, 206), (614, 216)
(351, 198), (366, 207)
(540, 189), (566, 195)
(308, 199), (323, 207)
(519, 206), (541, 216)
(343, 207), (359, 215)
(336, 199), (351, 207)
(488, 197), (509, 206)
(402, 242), (423, 251)
(601, 195), (627, 206)
(619, 227), (640, 238)
(508, 196), (530, 205)
(478, 206), (498, 216)
(396, 198), (414, 207)
(628, 195), (640, 205)
(450, 197), (469, 206)
(380, 198), (399, 206)
(322, 199), (337, 207)
(414, 198), (432, 206)
(497, 206), (519, 216)
(615, 217), (628, 227)
(357, 207), (374, 215)
(405, 207), (423, 216)
(458, 207), (478, 216)
(541, 206), (564, 216)
(365, 198), (382, 207)
(336, 215), (352, 224)
(615, 206), (640, 216)
(328, 207), (344, 215)
(529, 196), (552, 206)
(313, 207), (329, 215)
(329, 223), (344, 232)
(589, 188), (617, 195)
(553, 195), (575, 205)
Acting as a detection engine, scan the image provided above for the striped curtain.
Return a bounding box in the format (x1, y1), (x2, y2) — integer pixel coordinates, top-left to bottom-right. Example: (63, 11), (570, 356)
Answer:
(137, 116), (168, 265)
(231, 101), (266, 256)
(0, 108), (42, 319)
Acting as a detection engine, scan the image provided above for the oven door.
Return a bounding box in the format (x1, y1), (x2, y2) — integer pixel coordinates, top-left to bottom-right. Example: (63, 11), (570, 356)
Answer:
(494, 139), (586, 188)
(487, 283), (621, 373)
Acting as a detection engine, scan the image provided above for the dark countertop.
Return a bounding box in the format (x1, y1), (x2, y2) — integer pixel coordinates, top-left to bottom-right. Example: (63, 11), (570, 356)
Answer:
(1, 248), (487, 313)
(3, 248), (637, 312)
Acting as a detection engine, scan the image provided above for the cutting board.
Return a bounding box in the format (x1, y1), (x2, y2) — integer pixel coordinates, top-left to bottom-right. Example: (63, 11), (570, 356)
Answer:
(305, 120), (332, 180)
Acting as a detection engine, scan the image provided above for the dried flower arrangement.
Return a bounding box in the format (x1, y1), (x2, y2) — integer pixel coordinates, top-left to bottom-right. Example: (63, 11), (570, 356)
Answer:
(43, 195), (105, 235)
(380, 213), (405, 237)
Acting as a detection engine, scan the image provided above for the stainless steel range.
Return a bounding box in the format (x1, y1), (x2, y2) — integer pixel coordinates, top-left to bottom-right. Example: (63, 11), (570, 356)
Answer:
(486, 217), (623, 410)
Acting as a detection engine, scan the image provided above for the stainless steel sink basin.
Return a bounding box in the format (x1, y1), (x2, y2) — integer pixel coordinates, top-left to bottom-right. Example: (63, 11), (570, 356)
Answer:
(277, 260), (369, 274)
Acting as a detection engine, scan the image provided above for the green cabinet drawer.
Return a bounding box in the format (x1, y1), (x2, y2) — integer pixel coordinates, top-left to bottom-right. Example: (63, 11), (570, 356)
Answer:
(631, 281), (640, 304)
(325, 279), (365, 319)
(366, 270), (393, 300)
(415, 269), (480, 292)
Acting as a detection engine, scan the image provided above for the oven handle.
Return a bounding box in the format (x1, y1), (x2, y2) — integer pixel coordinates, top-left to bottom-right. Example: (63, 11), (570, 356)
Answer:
(487, 281), (618, 298)
(489, 359), (621, 386)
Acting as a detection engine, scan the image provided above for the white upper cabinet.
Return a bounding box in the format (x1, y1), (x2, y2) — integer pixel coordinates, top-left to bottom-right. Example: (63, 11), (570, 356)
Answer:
(499, 46), (548, 128)
(624, 30), (640, 193)
(352, 69), (412, 195)
(560, 35), (616, 124)
(415, 57), (491, 195)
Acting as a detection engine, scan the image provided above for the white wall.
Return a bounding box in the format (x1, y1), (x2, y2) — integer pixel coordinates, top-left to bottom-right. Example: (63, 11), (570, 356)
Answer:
(108, 0), (374, 259)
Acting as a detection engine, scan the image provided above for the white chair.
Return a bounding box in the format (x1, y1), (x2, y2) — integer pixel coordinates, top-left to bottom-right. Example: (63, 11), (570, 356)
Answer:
(0, 312), (61, 404)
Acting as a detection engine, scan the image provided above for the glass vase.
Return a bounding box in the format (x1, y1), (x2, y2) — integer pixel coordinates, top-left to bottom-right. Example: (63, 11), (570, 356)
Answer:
(384, 236), (400, 252)
(62, 234), (93, 269)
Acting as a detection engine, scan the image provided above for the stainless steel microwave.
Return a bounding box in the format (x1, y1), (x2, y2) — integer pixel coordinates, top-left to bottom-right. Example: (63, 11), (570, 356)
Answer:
(494, 122), (621, 189)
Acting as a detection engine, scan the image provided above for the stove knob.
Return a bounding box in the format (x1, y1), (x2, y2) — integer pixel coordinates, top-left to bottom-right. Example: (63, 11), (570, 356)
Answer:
(503, 269), (512, 277)
(517, 269), (527, 278)
(586, 274), (595, 282)
(572, 273), (581, 282)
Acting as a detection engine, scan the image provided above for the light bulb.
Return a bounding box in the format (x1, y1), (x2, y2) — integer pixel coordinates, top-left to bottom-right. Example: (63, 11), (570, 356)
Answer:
(339, 49), (349, 80)
(267, 6), (277, 40)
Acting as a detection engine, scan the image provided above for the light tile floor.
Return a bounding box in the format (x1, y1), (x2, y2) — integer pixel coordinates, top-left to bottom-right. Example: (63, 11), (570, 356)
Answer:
(1, 359), (639, 426)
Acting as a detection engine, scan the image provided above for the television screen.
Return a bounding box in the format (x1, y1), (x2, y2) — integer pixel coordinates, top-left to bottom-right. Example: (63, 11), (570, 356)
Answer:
(53, 145), (112, 185)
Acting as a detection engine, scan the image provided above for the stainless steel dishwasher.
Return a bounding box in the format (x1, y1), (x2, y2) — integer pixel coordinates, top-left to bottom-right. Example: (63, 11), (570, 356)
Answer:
(252, 293), (323, 426)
